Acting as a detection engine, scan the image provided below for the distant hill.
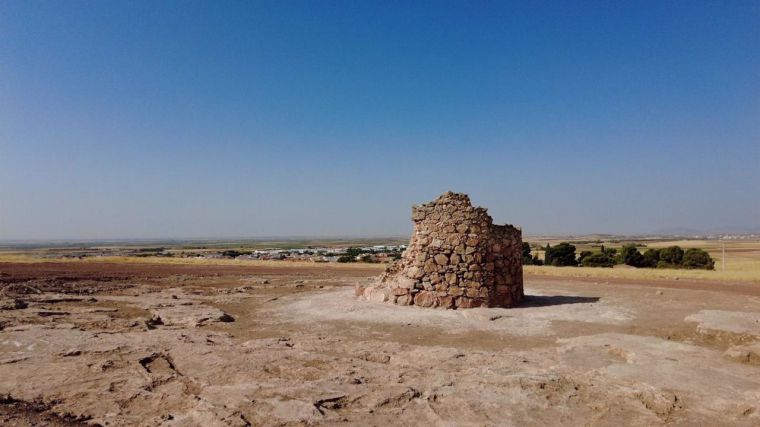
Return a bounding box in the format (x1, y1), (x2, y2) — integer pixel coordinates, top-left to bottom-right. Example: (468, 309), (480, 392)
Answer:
(654, 226), (760, 236)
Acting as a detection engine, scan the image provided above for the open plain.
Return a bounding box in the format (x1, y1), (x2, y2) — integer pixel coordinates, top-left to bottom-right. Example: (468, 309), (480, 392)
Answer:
(1, 258), (760, 426)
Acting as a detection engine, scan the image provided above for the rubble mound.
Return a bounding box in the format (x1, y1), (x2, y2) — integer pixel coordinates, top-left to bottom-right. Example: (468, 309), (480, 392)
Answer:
(358, 192), (523, 309)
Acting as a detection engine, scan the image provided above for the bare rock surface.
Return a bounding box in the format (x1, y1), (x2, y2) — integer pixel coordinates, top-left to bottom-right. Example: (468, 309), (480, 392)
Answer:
(558, 334), (760, 418)
(685, 310), (760, 336)
(280, 287), (633, 336)
(1, 261), (760, 425)
(724, 343), (760, 366)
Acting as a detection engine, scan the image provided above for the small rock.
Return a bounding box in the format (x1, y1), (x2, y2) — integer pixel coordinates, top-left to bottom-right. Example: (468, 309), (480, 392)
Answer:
(362, 386), (420, 410)
(365, 288), (389, 303)
(0, 299), (28, 310)
(219, 313), (235, 323)
(37, 310), (69, 317)
(358, 352), (390, 364)
(724, 344), (760, 366)
(145, 314), (164, 329)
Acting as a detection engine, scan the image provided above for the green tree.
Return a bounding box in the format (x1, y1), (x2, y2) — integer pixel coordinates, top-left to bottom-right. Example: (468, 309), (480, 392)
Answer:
(607, 249), (619, 257)
(621, 244), (645, 267)
(659, 246), (684, 265)
(345, 247), (364, 258)
(522, 242), (531, 258)
(642, 248), (660, 268)
(599, 246), (620, 264)
(682, 248), (715, 270)
(545, 242), (577, 266)
(522, 242), (534, 265)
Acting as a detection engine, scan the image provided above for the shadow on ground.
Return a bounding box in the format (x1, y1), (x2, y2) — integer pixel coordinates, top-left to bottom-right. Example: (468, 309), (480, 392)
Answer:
(519, 295), (600, 308)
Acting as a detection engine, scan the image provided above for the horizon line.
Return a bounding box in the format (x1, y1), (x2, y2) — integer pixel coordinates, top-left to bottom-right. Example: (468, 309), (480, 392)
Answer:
(2, 232), (759, 247)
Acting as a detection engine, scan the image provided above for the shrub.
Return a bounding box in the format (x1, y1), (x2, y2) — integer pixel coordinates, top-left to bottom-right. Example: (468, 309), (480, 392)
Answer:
(337, 255), (354, 263)
(545, 242), (577, 267)
(577, 251), (593, 264)
(656, 260), (679, 269)
(599, 246), (621, 264)
(659, 246), (684, 265)
(581, 252), (615, 267)
(682, 248), (715, 270)
(345, 247), (364, 257)
(221, 250), (251, 258)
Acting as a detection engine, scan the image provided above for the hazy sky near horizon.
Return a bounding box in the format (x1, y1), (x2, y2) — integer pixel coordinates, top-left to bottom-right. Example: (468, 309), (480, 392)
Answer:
(1, 1), (759, 240)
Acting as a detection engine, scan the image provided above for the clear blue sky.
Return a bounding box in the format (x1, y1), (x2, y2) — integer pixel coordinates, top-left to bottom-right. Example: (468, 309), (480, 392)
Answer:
(1, 1), (759, 240)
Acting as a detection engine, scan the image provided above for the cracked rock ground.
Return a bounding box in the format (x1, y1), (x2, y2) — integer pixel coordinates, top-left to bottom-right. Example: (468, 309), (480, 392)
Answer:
(1, 261), (760, 426)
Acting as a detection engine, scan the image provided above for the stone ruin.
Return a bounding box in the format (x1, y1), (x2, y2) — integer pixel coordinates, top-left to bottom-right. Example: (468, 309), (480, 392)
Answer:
(357, 191), (524, 309)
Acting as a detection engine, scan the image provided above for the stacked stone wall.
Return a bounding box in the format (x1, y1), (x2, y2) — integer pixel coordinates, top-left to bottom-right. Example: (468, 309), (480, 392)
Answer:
(358, 192), (523, 309)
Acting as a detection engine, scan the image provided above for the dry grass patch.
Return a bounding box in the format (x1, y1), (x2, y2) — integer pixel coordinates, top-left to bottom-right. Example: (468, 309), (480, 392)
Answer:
(524, 265), (760, 283)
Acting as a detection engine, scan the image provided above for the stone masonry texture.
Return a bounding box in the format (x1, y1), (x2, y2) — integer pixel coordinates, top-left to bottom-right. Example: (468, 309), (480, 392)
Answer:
(357, 192), (524, 309)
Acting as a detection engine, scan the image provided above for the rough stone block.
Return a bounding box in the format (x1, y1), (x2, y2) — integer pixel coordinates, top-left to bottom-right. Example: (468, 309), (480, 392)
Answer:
(414, 291), (437, 308)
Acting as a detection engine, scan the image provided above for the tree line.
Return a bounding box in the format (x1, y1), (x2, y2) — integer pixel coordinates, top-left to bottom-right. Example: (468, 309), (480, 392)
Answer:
(522, 242), (714, 270)
(337, 247), (403, 263)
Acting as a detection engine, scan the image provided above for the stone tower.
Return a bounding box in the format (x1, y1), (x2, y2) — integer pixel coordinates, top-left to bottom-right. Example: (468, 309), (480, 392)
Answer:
(358, 191), (524, 309)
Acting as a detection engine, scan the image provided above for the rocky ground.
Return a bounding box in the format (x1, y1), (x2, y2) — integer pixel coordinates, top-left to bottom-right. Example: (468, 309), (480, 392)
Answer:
(1, 262), (759, 426)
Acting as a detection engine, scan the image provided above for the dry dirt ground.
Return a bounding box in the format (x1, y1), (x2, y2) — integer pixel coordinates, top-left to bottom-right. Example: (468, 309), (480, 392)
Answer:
(1, 262), (760, 426)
